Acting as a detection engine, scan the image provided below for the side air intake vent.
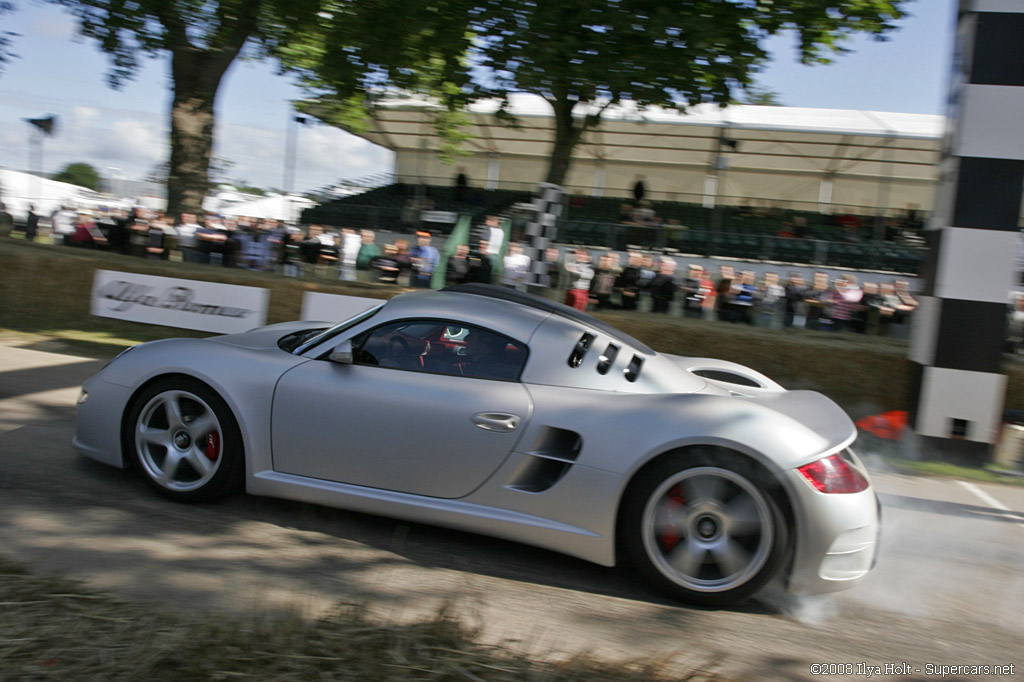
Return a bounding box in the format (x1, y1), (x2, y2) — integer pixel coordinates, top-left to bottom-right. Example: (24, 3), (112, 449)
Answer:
(506, 427), (582, 493)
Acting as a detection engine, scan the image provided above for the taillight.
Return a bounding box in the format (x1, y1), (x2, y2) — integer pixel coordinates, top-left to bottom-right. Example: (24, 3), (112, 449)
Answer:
(798, 453), (869, 494)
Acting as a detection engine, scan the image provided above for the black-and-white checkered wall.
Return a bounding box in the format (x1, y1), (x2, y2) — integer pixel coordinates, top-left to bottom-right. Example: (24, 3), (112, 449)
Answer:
(524, 183), (564, 289)
(907, 2), (1024, 459)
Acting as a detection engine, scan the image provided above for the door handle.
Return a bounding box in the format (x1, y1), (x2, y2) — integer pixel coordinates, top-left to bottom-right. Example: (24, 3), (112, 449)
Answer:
(472, 413), (520, 433)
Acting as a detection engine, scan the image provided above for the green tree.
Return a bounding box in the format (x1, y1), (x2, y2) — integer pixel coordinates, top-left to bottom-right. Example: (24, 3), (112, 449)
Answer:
(51, 0), (323, 219)
(466, 0), (908, 185)
(0, 1), (17, 75)
(52, 162), (101, 191)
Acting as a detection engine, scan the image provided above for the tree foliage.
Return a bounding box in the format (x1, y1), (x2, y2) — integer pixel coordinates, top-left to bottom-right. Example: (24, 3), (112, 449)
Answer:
(51, 0), (326, 218)
(466, 0), (909, 185)
(0, 1), (18, 75)
(53, 162), (101, 191)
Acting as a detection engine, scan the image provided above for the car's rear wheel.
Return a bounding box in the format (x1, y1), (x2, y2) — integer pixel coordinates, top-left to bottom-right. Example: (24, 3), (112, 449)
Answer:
(621, 450), (787, 606)
(126, 377), (244, 502)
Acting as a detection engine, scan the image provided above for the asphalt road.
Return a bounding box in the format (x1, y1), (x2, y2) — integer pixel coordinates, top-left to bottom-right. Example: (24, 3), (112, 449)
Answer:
(1, 342), (1022, 681)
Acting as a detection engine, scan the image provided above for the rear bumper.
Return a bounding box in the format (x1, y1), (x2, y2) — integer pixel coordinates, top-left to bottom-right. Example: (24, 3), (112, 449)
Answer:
(782, 468), (881, 596)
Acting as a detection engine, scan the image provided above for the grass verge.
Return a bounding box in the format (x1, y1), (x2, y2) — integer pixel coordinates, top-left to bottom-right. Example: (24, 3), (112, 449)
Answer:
(0, 555), (726, 682)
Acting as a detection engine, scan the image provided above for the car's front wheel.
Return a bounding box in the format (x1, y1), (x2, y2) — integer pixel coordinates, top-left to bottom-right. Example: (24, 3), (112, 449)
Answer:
(621, 450), (787, 606)
(126, 377), (244, 502)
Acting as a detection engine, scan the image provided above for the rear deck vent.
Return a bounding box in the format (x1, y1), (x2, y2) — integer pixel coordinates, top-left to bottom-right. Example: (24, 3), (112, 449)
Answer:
(567, 332), (596, 368)
(597, 343), (619, 375)
(692, 369), (763, 388)
(624, 354), (644, 382)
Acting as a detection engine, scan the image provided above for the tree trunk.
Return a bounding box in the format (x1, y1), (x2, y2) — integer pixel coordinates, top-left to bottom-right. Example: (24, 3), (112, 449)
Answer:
(166, 49), (236, 221)
(544, 96), (585, 188)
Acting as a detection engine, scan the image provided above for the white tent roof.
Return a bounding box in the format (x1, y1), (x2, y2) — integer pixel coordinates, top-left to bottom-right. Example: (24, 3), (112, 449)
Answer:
(345, 94), (943, 191)
(218, 194), (315, 222)
(0, 168), (112, 221)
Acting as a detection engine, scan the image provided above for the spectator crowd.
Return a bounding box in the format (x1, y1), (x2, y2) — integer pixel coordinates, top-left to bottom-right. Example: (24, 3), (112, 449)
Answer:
(5, 204), (928, 338)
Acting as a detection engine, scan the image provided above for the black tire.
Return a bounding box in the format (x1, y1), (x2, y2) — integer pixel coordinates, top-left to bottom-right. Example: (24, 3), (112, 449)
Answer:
(125, 376), (244, 503)
(619, 448), (788, 607)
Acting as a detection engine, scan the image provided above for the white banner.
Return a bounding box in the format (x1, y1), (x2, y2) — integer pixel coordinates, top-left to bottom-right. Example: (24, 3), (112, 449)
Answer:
(301, 292), (382, 322)
(91, 270), (269, 334)
(419, 210), (458, 224)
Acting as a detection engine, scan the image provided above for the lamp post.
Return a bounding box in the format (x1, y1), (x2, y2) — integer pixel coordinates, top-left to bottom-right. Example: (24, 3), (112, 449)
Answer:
(24, 115), (57, 205)
(283, 113), (307, 194)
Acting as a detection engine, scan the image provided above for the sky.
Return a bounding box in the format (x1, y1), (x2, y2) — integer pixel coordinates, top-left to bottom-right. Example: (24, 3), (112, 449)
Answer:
(0, 1), (957, 195)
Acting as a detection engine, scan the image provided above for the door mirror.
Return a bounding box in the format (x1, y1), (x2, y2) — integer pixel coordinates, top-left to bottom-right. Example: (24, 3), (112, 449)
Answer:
(329, 339), (354, 364)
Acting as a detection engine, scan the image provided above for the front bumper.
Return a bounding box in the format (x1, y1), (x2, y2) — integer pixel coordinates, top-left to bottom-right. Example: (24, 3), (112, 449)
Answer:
(72, 374), (132, 469)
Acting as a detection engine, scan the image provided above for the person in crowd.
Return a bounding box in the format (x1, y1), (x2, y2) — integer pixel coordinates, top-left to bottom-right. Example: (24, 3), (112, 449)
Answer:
(196, 214), (228, 265)
(175, 212), (202, 263)
(127, 208), (153, 257)
(339, 227), (362, 281)
(51, 205), (78, 245)
(467, 239), (494, 285)
(755, 271), (785, 329)
(371, 244), (401, 285)
(649, 257), (678, 314)
(480, 215), (504, 258)
(146, 214), (172, 260)
(563, 248), (594, 312)
(24, 205), (39, 242)
(637, 254), (657, 312)
(591, 253), (619, 310)
(728, 270), (758, 324)
(698, 267), (717, 320)
(894, 279), (918, 312)
(392, 238), (414, 287)
(859, 281), (890, 334)
(783, 272), (808, 328)
(501, 242), (532, 290)
(681, 264), (706, 319)
(69, 210), (107, 248)
(356, 229), (382, 282)
(445, 243), (471, 287)
(826, 275), (863, 333)
(615, 251), (643, 311)
(804, 271), (832, 331)
(0, 202), (13, 237)
(540, 246), (564, 302)
(410, 231), (440, 288)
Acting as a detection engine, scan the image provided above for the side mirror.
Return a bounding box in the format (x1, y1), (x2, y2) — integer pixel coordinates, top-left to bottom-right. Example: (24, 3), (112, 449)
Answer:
(329, 339), (354, 364)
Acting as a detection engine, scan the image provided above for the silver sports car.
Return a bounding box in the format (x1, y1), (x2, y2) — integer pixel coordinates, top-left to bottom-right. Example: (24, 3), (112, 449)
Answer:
(74, 283), (879, 606)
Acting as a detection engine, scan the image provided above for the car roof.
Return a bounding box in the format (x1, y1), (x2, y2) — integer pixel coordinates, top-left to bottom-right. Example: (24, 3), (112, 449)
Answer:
(437, 284), (654, 355)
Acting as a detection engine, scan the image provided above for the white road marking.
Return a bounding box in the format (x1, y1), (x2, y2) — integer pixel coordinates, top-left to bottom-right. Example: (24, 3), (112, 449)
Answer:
(956, 480), (1024, 528)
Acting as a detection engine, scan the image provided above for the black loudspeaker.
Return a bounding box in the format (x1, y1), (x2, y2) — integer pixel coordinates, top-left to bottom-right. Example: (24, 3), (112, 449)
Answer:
(26, 115), (57, 136)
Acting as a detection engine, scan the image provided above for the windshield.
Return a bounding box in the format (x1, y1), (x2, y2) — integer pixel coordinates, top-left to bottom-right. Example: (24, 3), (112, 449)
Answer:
(292, 303), (385, 355)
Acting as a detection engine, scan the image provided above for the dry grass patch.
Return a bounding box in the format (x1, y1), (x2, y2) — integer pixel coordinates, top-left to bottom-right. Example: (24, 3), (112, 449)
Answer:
(0, 556), (728, 681)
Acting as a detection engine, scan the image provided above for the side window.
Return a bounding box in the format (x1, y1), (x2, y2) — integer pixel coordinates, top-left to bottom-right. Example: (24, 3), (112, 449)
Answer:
(351, 319), (527, 381)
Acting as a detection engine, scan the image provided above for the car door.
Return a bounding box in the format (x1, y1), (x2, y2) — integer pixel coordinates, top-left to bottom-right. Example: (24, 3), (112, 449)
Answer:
(270, 320), (532, 499)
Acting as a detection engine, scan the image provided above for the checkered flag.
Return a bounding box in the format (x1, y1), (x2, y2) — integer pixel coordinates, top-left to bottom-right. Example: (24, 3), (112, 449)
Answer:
(523, 182), (563, 289)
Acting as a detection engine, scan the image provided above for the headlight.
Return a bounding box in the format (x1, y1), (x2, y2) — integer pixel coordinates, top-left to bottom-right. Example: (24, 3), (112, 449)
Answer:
(77, 390), (88, 405)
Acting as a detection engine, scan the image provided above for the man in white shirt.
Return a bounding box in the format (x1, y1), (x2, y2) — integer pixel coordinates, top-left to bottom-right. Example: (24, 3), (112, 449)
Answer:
(175, 212), (202, 263)
(501, 242), (532, 290)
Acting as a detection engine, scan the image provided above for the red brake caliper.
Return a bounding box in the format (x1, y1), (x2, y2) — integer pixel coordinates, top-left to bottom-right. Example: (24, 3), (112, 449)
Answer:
(660, 487), (686, 551)
(204, 431), (221, 462)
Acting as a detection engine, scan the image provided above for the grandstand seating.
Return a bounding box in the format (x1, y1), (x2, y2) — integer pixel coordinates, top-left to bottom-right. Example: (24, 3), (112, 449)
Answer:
(300, 183), (926, 275)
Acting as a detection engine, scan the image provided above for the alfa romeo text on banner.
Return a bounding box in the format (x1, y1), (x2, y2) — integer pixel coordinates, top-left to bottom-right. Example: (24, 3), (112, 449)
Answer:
(91, 270), (270, 334)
